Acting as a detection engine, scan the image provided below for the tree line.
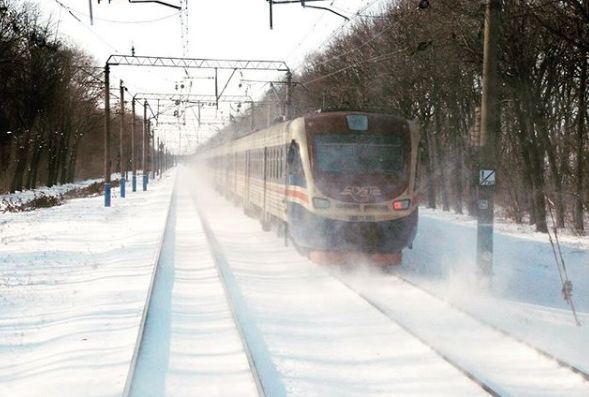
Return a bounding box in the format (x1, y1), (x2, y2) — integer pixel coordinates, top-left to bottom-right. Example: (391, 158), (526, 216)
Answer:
(281, 0), (587, 234)
(0, 1), (150, 195)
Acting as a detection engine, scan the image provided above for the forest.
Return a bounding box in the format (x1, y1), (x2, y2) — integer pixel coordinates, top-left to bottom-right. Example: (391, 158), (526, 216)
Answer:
(2, 0), (587, 235)
(0, 1), (147, 196)
(239, 0), (587, 234)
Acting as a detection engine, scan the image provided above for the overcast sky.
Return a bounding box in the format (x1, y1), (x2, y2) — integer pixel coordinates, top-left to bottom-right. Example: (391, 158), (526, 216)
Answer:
(27, 0), (389, 153)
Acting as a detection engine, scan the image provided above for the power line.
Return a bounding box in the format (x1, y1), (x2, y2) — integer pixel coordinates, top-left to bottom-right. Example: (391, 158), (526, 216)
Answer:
(302, 46), (409, 86)
(307, 19), (395, 72)
(52, 0), (120, 53)
(290, 0), (384, 72)
(314, 0), (383, 50)
(53, 0), (180, 24)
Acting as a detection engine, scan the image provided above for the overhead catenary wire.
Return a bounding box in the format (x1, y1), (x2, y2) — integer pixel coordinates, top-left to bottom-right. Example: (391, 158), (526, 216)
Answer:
(287, 0), (384, 72)
(302, 46), (410, 86)
(54, 0), (181, 24)
(52, 0), (120, 53)
(306, 20), (396, 72)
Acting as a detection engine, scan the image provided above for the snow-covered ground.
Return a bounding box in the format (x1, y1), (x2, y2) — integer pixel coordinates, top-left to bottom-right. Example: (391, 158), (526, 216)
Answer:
(129, 180), (259, 397)
(187, 169), (589, 396)
(0, 178), (102, 212)
(0, 172), (174, 397)
(404, 207), (589, 375)
(1, 165), (588, 396)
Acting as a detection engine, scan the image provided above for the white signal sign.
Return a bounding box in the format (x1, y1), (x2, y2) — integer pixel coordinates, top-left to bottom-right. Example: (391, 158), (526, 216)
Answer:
(479, 169), (496, 186)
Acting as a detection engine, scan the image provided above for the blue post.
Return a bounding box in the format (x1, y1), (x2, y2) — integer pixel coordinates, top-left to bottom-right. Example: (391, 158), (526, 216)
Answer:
(120, 177), (126, 198)
(142, 174), (148, 191)
(132, 175), (137, 192)
(104, 183), (111, 207)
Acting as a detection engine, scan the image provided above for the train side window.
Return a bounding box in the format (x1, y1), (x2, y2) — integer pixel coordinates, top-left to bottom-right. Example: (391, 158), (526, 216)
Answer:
(281, 147), (284, 179)
(271, 148), (275, 180)
(274, 148), (278, 180)
(271, 148), (274, 180)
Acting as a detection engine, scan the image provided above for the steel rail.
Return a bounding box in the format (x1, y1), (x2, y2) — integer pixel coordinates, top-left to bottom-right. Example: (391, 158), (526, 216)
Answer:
(329, 268), (589, 396)
(395, 274), (589, 382)
(122, 173), (177, 397)
(328, 270), (503, 397)
(190, 190), (287, 397)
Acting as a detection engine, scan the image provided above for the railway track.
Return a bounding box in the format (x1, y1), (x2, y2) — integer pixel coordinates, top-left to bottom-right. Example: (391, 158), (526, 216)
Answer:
(328, 267), (589, 397)
(190, 190), (288, 397)
(123, 188), (177, 397)
(395, 273), (589, 383)
(121, 182), (285, 397)
(121, 177), (589, 396)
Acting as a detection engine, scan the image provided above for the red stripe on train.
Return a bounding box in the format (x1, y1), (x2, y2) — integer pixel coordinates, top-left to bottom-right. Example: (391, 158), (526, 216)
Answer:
(286, 189), (309, 204)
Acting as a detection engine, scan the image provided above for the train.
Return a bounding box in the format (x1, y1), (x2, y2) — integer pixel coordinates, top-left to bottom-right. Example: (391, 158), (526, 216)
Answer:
(196, 111), (420, 266)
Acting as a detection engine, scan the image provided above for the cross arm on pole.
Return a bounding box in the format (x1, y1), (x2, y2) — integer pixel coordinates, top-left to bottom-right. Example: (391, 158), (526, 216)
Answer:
(105, 55), (290, 72)
(128, 0), (182, 11)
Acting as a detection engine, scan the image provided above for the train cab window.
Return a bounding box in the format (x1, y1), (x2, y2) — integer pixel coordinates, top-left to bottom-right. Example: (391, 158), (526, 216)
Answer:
(313, 133), (405, 175)
(287, 140), (306, 187)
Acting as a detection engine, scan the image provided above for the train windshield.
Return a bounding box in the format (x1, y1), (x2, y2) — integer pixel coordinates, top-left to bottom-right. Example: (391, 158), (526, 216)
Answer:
(313, 133), (404, 174)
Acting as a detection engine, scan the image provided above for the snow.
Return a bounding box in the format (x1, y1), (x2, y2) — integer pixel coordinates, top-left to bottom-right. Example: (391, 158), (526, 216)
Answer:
(1, 165), (588, 396)
(0, 178), (102, 212)
(188, 171), (496, 397)
(129, 181), (259, 397)
(403, 207), (589, 374)
(0, 172), (174, 397)
(336, 270), (589, 396)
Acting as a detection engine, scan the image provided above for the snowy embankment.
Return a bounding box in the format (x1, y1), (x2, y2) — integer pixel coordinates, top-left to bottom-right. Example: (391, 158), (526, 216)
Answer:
(404, 207), (589, 374)
(0, 171), (175, 397)
(0, 178), (102, 212)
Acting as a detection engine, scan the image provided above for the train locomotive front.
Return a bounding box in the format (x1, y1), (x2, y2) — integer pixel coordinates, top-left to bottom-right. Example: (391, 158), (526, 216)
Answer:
(286, 112), (419, 265)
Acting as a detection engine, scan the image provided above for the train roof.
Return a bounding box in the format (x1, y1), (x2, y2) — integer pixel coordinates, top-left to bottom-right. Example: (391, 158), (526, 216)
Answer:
(196, 111), (408, 153)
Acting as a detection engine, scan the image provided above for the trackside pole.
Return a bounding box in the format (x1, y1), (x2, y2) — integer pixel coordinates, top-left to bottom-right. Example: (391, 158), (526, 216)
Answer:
(120, 80), (126, 199)
(104, 183), (111, 207)
(104, 64), (112, 207)
(132, 96), (137, 192)
(121, 178), (126, 198)
(477, 0), (500, 276)
(142, 102), (148, 191)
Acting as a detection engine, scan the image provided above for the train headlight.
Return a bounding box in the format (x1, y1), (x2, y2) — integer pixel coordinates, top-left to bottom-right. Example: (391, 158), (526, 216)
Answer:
(312, 197), (331, 209)
(392, 199), (410, 211)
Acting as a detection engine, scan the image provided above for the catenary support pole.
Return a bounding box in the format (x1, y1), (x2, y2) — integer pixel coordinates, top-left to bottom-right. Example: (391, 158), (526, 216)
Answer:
(119, 80), (126, 198)
(104, 64), (111, 207)
(477, 0), (501, 276)
(156, 137), (160, 178)
(88, 0), (94, 25)
(142, 101), (148, 191)
(131, 96), (137, 192)
(146, 119), (151, 186)
(285, 70), (293, 120)
(151, 129), (156, 179)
